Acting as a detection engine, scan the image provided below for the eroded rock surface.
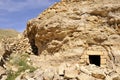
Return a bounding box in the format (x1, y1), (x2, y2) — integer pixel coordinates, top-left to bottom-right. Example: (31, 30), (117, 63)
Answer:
(26, 0), (120, 56)
(0, 0), (120, 80)
(25, 0), (120, 67)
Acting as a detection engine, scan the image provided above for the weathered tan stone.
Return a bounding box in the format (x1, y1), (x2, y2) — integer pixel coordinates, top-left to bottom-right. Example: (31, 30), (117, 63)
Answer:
(112, 76), (120, 80)
(86, 51), (104, 55)
(92, 73), (106, 79)
(1, 0), (120, 79)
(101, 59), (107, 65)
(43, 68), (55, 80)
(80, 55), (85, 59)
(101, 55), (107, 59)
(58, 63), (66, 76)
(80, 66), (91, 75)
(100, 65), (106, 68)
(77, 73), (94, 80)
(79, 59), (85, 64)
(84, 55), (89, 59)
(64, 69), (79, 79)
(86, 59), (89, 64)
(105, 75), (112, 80)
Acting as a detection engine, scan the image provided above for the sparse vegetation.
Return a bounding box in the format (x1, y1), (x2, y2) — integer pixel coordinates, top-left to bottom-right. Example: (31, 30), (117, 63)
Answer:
(0, 29), (19, 41)
(6, 53), (36, 80)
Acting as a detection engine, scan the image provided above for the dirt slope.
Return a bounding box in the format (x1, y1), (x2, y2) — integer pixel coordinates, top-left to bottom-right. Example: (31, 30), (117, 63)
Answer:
(0, 29), (19, 41)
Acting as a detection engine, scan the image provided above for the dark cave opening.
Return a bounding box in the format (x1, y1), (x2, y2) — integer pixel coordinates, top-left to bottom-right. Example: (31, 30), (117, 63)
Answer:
(89, 55), (100, 66)
(31, 44), (38, 55)
(29, 39), (38, 55)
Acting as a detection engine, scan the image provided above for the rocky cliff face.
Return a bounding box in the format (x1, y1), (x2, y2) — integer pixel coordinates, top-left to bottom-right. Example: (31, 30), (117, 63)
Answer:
(26, 0), (120, 54)
(0, 0), (120, 80)
(26, 0), (120, 63)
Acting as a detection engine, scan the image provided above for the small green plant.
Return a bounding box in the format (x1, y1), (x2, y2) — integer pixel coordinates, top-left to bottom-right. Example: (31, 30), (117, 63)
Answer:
(6, 53), (36, 80)
(18, 59), (36, 73)
(6, 70), (19, 80)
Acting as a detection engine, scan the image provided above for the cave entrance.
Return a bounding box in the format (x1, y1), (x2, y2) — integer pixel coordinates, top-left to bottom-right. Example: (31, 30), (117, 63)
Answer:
(30, 39), (38, 55)
(89, 55), (100, 66)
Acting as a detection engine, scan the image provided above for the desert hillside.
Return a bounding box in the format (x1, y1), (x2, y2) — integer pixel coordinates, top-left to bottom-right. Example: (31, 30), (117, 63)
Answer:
(0, 29), (19, 41)
(0, 0), (120, 80)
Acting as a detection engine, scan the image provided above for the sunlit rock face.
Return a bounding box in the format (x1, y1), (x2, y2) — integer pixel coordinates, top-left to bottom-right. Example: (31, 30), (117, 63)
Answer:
(25, 0), (120, 67)
(0, 0), (120, 79)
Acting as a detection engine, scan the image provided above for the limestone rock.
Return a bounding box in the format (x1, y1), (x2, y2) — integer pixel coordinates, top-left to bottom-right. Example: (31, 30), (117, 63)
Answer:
(58, 63), (66, 76)
(24, 0), (120, 71)
(80, 66), (91, 75)
(91, 73), (106, 79)
(112, 76), (120, 80)
(25, 0), (120, 58)
(91, 67), (106, 79)
(1, 0), (120, 80)
(0, 66), (5, 76)
(43, 68), (55, 80)
(64, 69), (79, 79)
(32, 69), (44, 80)
(105, 76), (112, 80)
(77, 73), (94, 80)
(1, 75), (7, 80)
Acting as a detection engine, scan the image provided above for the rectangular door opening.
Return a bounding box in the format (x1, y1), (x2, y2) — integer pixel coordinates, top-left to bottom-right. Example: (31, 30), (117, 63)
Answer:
(89, 55), (100, 66)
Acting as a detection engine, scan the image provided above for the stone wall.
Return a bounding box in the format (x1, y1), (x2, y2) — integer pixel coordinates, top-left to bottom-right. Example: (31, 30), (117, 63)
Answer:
(81, 50), (108, 67)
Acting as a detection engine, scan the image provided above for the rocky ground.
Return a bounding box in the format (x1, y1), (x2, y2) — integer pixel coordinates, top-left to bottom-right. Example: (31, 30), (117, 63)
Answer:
(0, 0), (120, 80)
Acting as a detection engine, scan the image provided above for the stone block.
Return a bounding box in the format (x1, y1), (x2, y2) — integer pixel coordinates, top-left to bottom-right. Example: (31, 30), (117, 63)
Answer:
(101, 59), (106, 65)
(84, 55), (89, 59)
(86, 59), (89, 64)
(86, 51), (104, 55)
(101, 55), (106, 59)
(103, 52), (108, 56)
(80, 55), (85, 59)
(100, 65), (106, 68)
(58, 63), (66, 76)
(64, 69), (79, 79)
(91, 73), (105, 79)
(79, 59), (85, 64)
(77, 73), (94, 80)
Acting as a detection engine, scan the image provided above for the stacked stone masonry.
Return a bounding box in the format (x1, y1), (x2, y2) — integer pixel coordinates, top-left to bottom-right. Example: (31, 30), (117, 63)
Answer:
(81, 50), (108, 67)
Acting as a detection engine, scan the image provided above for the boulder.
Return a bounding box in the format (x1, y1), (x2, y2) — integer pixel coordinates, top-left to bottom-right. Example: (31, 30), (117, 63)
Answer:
(112, 76), (120, 80)
(1, 75), (7, 80)
(64, 69), (79, 79)
(43, 68), (55, 80)
(58, 63), (67, 76)
(32, 69), (44, 80)
(80, 66), (91, 75)
(53, 74), (60, 80)
(110, 73), (120, 80)
(91, 73), (106, 79)
(77, 73), (94, 80)
(91, 69), (106, 79)
(105, 75), (112, 80)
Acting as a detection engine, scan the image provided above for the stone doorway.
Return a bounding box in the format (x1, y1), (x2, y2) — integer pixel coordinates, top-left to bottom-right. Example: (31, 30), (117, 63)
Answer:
(89, 55), (100, 66)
